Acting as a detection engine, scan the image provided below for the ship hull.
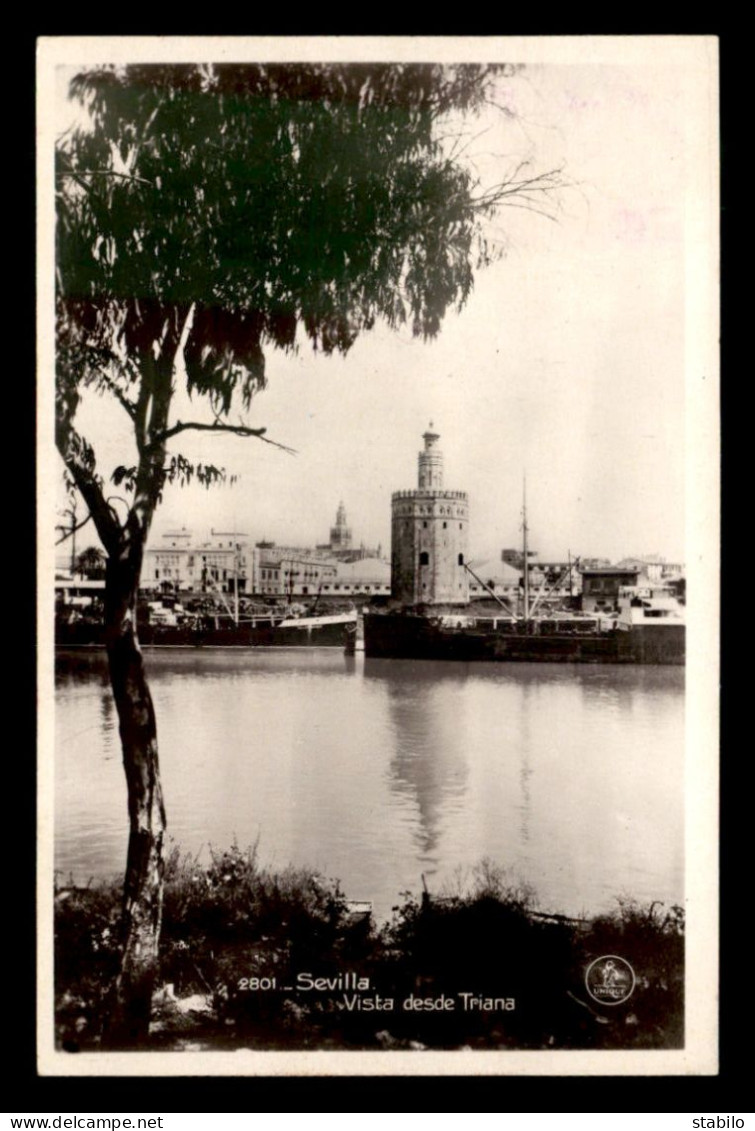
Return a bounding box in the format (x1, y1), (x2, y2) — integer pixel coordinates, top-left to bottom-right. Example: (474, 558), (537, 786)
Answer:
(56, 613), (356, 649)
(363, 613), (684, 665)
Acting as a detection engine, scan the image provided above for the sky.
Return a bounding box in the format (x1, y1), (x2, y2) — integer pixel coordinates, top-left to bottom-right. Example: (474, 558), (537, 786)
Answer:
(46, 39), (717, 569)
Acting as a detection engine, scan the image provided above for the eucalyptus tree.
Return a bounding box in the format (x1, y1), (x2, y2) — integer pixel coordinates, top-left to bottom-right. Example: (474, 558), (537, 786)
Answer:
(55, 61), (559, 1043)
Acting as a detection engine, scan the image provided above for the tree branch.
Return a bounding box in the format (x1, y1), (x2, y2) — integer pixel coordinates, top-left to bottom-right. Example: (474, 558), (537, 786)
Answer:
(150, 421), (297, 455)
(133, 378), (152, 456)
(58, 433), (123, 554)
(56, 169), (97, 197)
(132, 352), (173, 537)
(125, 99), (164, 174)
(55, 511), (93, 545)
(57, 170), (153, 186)
(98, 371), (138, 422)
(472, 166), (566, 209)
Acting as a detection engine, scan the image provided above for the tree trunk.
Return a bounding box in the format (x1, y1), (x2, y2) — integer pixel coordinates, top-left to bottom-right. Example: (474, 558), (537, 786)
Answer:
(102, 550), (167, 1048)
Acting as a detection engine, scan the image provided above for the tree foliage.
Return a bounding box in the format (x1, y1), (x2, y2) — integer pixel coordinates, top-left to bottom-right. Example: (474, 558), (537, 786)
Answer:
(75, 545), (106, 578)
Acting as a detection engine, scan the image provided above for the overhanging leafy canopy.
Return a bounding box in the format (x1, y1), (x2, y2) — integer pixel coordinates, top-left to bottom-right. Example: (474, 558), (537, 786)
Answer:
(58, 64), (503, 402)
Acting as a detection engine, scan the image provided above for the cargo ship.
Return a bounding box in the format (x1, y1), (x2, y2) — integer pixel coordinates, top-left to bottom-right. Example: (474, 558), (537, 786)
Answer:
(363, 586), (685, 665)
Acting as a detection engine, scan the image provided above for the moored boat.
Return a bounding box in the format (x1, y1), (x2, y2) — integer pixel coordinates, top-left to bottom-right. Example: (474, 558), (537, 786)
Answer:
(56, 606), (358, 648)
(363, 586), (684, 665)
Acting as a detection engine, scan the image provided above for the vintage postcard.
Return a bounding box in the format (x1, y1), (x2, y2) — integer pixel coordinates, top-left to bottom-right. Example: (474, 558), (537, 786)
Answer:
(37, 36), (719, 1076)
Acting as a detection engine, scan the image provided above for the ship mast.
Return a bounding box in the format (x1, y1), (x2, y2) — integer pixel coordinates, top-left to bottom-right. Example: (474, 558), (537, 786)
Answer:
(522, 476), (530, 624)
(233, 544), (239, 627)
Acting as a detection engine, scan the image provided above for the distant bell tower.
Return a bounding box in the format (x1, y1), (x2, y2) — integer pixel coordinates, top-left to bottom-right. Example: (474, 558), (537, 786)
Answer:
(330, 500), (352, 551)
(391, 425), (469, 607)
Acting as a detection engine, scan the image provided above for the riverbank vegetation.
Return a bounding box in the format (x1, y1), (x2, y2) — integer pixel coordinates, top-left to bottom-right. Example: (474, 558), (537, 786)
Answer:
(54, 846), (684, 1053)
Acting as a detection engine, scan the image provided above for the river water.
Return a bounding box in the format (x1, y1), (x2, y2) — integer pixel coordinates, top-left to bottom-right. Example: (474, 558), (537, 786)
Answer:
(54, 649), (684, 924)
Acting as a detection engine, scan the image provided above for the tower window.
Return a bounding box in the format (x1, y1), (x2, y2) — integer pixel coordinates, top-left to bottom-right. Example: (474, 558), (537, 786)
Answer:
(419, 552), (429, 566)
(443, 522), (447, 529)
(458, 553), (464, 565)
(423, 521), (427, 528)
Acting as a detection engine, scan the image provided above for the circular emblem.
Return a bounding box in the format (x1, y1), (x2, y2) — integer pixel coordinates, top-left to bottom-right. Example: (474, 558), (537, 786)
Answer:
(584, 955), (636, 1005)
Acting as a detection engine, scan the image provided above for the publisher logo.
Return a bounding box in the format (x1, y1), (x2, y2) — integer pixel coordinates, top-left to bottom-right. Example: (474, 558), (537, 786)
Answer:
(585, 955), (636, 1005)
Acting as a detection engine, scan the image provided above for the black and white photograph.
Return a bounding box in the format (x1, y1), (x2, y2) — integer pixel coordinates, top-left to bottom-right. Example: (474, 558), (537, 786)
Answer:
(37, 36), (719, 1076)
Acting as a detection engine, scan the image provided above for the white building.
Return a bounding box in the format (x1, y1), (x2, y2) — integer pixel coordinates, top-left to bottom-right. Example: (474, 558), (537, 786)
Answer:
(326, 556), (390, 598)
(464, 558), (521, 606)
(615, 556), (685, 584)
(143, 528), (253, 594)
(143, 517), (389, 600)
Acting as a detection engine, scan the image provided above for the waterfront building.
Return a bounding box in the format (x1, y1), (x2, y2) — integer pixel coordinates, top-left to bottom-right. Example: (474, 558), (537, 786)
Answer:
(254, 544), (390, 599)
(144, 527), (199, 591)
(498, 553), (582, 601)
(143, 528), (341, 598)
(144, 528), (253, 594)
(329, 556), (390, 598)
(615, 555), (685, 584)
(580, 566), (640, 613)
(391, 425), (469, 606)
(140, 492), (410, 602)
(528, 560), (582, 601)
(254, 544), (337, 598)
(465, 558), (521, 605)
(200, 531), (252, 593)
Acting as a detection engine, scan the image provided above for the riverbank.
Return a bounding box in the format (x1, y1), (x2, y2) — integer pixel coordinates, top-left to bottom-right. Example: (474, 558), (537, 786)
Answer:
(55, 844), (684, 1052)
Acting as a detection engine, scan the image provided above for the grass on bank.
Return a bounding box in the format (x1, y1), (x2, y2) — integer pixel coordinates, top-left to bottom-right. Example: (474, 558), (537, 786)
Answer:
(54, 845), (684, 1052)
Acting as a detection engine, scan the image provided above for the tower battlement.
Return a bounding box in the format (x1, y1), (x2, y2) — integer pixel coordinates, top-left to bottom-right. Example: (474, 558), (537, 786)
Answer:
(392, 489), (468, 502)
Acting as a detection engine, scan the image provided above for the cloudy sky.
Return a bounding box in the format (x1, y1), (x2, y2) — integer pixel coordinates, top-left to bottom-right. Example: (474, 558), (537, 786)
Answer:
(45, 38), (717, 567)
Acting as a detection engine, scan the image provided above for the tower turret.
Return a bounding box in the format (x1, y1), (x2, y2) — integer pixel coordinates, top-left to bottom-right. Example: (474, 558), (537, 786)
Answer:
(418, 422), (443, 489)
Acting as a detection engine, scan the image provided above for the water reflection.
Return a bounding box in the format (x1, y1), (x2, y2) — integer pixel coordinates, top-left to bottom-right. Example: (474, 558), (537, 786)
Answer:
(99, 691), (116, 758)
(55, 649), (110, 688)
(53, 649), (684, 922)
(518, 693), (532, 848)
(379, 670), (469, 866)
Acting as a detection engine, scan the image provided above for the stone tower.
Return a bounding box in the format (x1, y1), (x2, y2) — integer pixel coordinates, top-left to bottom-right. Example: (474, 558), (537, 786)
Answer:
(330, 500), (352, 551)
(391, 425), (469, 606)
